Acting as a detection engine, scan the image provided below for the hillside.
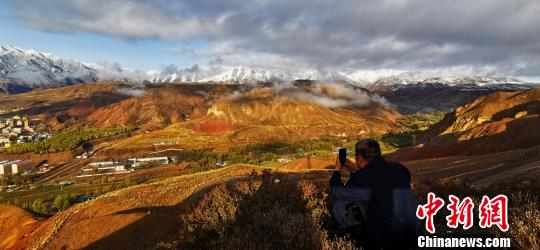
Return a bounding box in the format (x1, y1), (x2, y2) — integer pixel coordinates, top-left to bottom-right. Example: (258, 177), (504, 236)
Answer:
(0, 83), (230, 129)
(1, 162), (538, 249)
(0, 205), (40, 249)
(0, 166), (333, 249)
(85, 86), (207, 129)
(391, 87), (540, 159)
(202, 87), (400, 138)
(105, 86), (402, 154)
(0, 83), (128, 128)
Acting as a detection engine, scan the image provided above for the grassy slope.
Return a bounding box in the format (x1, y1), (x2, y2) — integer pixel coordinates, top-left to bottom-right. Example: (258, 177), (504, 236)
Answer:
(14, 165), (328, 249)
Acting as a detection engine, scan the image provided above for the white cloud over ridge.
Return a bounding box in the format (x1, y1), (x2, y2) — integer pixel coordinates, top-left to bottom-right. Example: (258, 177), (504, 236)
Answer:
(5, 0), (540, 80)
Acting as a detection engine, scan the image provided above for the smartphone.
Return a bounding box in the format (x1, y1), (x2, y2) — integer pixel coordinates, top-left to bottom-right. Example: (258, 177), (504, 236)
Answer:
(338, 148), (347, 166)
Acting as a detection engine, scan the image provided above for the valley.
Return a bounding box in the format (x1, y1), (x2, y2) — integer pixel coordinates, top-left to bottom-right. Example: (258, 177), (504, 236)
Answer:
(0, 81), (538, 249)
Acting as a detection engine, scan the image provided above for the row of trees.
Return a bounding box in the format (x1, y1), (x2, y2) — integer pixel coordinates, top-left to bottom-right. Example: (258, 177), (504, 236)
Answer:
(175, 138), (347, 173)
(1, 192), (75, 215)
(6, 127), (135, 154)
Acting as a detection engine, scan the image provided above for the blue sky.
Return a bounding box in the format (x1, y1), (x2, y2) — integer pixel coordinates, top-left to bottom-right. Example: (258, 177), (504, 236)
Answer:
(0, 2), (203, 70)
(1, 0), (540, 81)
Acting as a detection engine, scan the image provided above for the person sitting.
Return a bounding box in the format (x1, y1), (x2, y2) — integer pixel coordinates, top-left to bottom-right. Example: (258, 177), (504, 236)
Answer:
(329, 138), (420, 249)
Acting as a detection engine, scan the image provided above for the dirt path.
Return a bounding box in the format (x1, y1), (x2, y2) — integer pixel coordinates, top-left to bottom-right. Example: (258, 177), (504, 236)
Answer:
(418, 162), (478, 174)
(472, 160), (540, 189)
(446, 163), (504, 179)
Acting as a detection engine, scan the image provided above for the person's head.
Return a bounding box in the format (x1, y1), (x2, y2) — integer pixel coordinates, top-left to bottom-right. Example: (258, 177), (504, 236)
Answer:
(355, 138), (382, 168)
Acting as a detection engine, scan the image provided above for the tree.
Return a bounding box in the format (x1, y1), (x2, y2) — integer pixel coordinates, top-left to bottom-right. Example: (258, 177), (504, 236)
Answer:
(61, 199), (71, 210)
(31, 199), (45, 213)
(54, 193), (72, 210)
(0, 177), (7, 186)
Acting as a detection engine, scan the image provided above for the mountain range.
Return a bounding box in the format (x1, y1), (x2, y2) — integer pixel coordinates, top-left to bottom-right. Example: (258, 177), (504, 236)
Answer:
(366, 74), (536, 114)
(0, 46), (98, 93)
(1, 45), (537, 94)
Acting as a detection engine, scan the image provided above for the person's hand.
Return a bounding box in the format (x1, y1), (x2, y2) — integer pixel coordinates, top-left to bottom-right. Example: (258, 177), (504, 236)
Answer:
(334, 156), (342, 171)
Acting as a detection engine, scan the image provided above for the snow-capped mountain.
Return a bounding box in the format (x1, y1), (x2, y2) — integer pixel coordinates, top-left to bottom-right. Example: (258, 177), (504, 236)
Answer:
(367, 72), (527, 92)
(144, 64), (359, 84)
(146, 65), (277, 83)
(366, 72), (536, 114)
(0, 46), (98, 93)
(0, 46), (537, 95)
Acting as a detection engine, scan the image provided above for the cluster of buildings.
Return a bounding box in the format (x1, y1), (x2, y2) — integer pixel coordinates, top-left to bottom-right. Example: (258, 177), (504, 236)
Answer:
(77, 156), (177, 178)
(0, 115), (51, 148)
(0, 160), (20, 175)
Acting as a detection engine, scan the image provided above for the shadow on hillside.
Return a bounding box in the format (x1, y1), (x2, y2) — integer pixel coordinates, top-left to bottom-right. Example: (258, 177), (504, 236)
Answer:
(2, 91), (130, 119)
(491, 101), (540, 121)
(82, 171), (337, 249)
(174, 171), (342, 249)
(81, 180), (225, 250)
(388, 116), (540, 161)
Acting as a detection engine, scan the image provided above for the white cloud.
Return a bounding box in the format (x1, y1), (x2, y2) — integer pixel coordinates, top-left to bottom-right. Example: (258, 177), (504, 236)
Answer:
(117, 87), (146, 97)
(5, 0), (540, 79)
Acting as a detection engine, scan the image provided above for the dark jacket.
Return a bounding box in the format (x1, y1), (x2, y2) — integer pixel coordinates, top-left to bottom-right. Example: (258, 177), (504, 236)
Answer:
(330, 156), (420, 248)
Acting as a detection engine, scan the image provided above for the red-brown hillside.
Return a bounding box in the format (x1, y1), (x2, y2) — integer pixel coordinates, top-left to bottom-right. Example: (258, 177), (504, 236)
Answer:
(198, 87), (401, 140)
(391, 87), (540, 160)
(0, 205), (41, 249)
(86, 86), (207, 129)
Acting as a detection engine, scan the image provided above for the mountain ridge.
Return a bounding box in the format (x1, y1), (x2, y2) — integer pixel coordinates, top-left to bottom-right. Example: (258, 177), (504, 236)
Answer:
(0, 45), (98, 93)
(390, 87), (540, 160)
(1, 45), (537, 94)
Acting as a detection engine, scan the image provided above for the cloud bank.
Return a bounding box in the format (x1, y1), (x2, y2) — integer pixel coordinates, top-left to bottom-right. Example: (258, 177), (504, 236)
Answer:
(5, 0), (540, 80)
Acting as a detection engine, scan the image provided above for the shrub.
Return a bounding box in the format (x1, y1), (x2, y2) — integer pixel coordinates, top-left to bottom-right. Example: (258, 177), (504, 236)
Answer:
(175, 171), (356, 249)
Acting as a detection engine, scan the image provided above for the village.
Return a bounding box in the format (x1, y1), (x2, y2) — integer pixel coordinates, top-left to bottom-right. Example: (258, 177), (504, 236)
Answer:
(0, 155), (180, 193)
(0, 115), (51, 148)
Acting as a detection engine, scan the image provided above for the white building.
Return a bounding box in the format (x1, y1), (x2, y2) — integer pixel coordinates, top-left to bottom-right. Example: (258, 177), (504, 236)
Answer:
(0, 160), (20, 174)
(130, 157), (169, 163)
(88, 161), (115, 167)
(128, 156), (170, 167)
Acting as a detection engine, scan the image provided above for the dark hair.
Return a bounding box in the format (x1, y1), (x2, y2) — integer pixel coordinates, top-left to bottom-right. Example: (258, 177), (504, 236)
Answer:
(355, 138), (381, 160)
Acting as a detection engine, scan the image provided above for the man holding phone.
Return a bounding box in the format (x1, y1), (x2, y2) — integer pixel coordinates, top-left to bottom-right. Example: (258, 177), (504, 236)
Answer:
(330, 138), (420, 249)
